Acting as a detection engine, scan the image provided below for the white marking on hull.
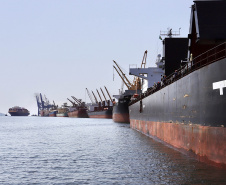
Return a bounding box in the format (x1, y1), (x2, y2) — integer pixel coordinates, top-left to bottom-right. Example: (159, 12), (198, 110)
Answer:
(213, 80), (226, 95)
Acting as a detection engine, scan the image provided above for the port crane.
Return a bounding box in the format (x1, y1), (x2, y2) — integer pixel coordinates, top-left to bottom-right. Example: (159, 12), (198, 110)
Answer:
(35, 93), (55, 116)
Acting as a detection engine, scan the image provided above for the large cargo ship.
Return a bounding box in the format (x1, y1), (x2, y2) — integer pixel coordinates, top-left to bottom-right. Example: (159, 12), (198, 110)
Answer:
(8, 106), (30, 116)
(88, 108), (112, 119)
(113, 94), (131, 123)
(86, 88), (113, 119)
(129, 0), (226, 168)
(87, 102), (113, 119)
(113, 90), (141, 123)
(112, 59), (142, 123)
(67, 107), (89, 118)
(67, 97), (89, 118)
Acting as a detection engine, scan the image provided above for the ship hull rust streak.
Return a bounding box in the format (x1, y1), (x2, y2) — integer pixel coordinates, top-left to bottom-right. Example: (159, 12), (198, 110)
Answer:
(129, 58), (226, 168)
(130, 120), (226, 168)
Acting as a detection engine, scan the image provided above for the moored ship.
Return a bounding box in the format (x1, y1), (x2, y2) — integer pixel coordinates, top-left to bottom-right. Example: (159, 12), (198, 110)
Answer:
(129, 0), (226, 168)
(112, 94), (131, 123)
(67, 97), (89, 118)
(8, 106), (30, 116)
(56, 107), (68, 117)
(67, 108), (89, 118)
(86, 88), (113, 119)
(88, 105), (113, 119)
(49, 110), (58, 117)
(112, 60), (142, 123)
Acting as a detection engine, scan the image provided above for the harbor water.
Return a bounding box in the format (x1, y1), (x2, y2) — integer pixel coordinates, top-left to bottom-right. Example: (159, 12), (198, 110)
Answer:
(0, 117), (225, 184)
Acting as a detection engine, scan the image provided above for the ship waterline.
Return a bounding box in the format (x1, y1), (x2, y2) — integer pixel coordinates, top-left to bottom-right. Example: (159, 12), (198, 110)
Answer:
(129, 57), (226, 168)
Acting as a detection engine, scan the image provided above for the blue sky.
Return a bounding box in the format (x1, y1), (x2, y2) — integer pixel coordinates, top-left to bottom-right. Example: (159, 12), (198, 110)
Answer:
(0, 0), (193, 115)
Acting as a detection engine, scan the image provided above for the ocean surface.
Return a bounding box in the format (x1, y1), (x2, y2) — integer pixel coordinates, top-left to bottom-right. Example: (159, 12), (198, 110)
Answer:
(0, 117), (225, 185)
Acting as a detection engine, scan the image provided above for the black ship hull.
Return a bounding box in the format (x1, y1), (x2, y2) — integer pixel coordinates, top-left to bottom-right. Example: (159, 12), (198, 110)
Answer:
(113, 96), (130, 123)
(88, 108), (112, 119)
(9, 112), (29, 116)
(129, 58), (226, 168)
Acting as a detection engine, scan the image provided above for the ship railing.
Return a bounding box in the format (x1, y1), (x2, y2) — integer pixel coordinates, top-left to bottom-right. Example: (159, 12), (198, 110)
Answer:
(191, 42), (226, 70)
(129, 42), (226, 105)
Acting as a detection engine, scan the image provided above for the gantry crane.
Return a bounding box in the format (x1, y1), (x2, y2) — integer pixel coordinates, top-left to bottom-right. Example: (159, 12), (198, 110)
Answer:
(35, 93), (55, 116)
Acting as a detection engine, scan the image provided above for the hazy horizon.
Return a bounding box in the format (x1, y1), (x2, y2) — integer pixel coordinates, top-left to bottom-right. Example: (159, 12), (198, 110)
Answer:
(0, 0), (193, 115)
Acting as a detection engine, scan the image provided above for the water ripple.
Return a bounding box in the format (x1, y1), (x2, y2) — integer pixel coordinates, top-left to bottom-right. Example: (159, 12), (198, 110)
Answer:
(0, 117), (225, 184)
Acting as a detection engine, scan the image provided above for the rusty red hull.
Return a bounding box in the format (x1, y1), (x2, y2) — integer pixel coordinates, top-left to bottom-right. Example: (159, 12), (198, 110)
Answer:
(129, 58), (226, 168)
(130, 119), (226, 168)
(113, 113), (130, 123)
(89, 114), (112, 119)
(68, 108), (88, 118)
(68, 111), (78, 118)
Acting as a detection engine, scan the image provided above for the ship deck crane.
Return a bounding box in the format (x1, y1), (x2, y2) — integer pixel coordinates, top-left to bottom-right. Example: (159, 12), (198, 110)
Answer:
(96, 89), (103, 102)
(100, 87), (108, 106)
(86, 88), (95, 104)
(71, 96), (81, 105)
(113, 65), (130, 89)
(141, 50), (147, 68)
(67, 98), (76, 107)
(92, 91), (98, 104)
(113, 60), (132, 89)
(113, 60), (141, 91)
(104, 86), (113, 104)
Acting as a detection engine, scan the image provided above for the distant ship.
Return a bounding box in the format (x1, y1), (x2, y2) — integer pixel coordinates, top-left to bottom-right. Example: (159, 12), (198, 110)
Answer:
(49, 110), (58, 117)
(8, 106), (30, 116)
(86, 88), (113, 119)
(56, 106), (68, 117)
(87, 103), (112, 119)
(67, 97), (89, 118)
(68, 108), (89, 118)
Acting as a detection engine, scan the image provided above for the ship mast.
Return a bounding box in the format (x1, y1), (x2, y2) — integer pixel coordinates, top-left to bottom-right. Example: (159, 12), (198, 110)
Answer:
(160, 28), (181, 38)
